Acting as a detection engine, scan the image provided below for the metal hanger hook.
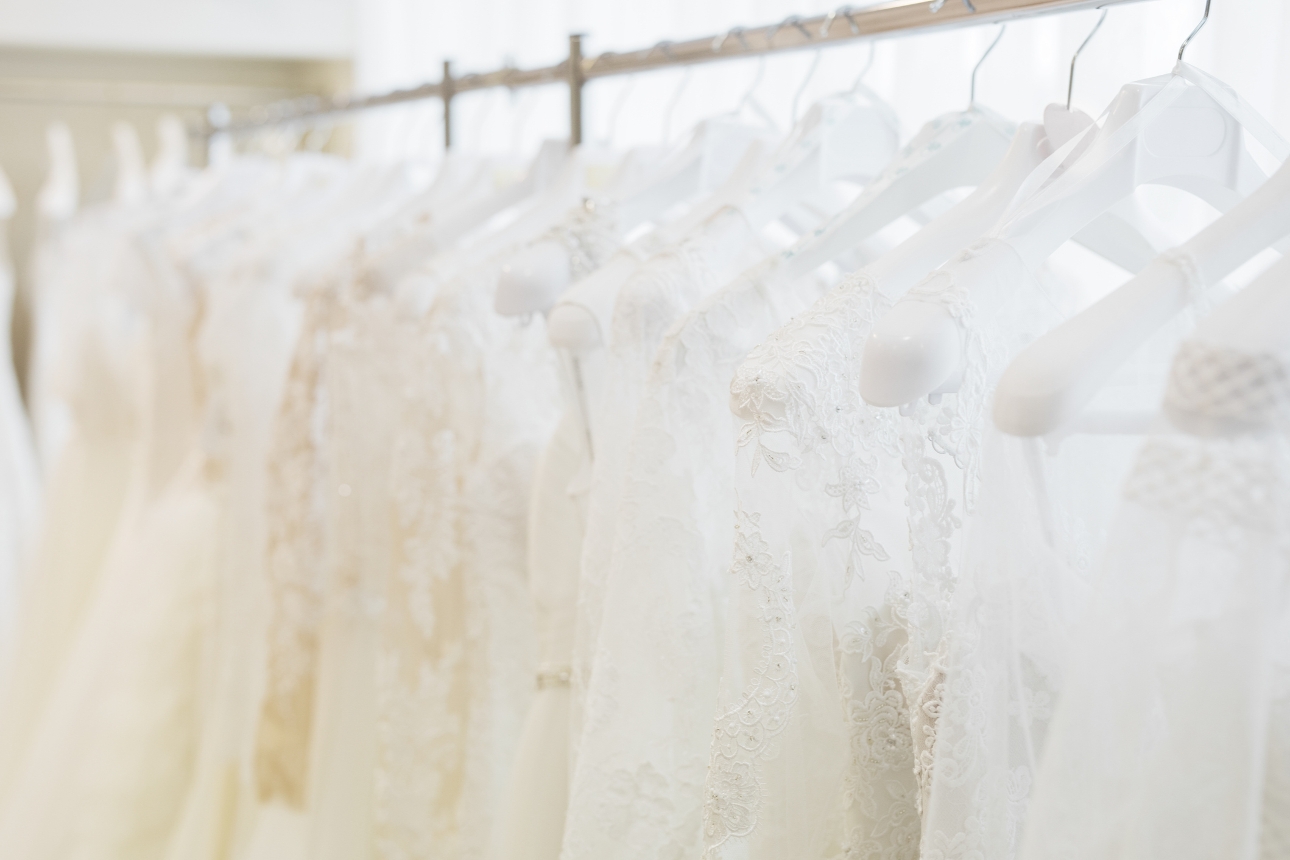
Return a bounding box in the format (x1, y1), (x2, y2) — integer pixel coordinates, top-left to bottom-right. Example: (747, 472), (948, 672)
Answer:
(851, 40), (877, 91)
(768, 15), (814, 44)
(1067, 7), (1108, 110)
(661, 64), (693, 144)
(969, 24), (1006, 108)
(605, 72), (636, 145)
(712, 25), (750, 54)
(931, 0), (978, 13)
(822, 5), (861, 37)
(792, 49), (824, 124)
(1177, 0), (1212, 62)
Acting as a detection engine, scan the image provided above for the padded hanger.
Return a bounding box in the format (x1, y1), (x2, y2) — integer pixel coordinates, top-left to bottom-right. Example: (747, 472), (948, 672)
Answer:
(111, 122), (149, 206)
(495, 118), (767, 316)
(0, 164), (15, 222)
(149, 115), (190, 198)
(542, 80), (904, 344)
(37, 123), (79, 223)
(995, 153), (1290, 437)
(861, 61), (1286, 409)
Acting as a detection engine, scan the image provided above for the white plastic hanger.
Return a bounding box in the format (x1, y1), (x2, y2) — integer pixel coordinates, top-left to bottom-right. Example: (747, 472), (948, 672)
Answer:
(495, 29), (795, 319)
(150, 115), (190, 197)
(861, 2), (1286, 409)
(544, 140), (771, 349)
(1162, 249), (1290, 438)
(771, 21), (1166, 293)
(0, 165), (15, 222)
(112, 121), (149, 206)
(542, 29), (906, 346)
(994, 154), (1290, 437)
(36, 123), (78, 224)
(770, 26), (1019, 290)
(494, 116), (767, 316)
(366, 137), (568, 290)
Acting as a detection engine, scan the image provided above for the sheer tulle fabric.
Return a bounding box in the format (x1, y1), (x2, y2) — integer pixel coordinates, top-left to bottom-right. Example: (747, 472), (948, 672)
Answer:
(1020, 334), (1290, 860)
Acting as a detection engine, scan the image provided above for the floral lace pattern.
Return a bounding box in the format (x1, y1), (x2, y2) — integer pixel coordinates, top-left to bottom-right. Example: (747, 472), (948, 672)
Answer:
(711, 267), (921, 860)
(571, 219), (753, 763)
(565, 255), (827, 860)
(255, 288), (333, 806)
(704, 507), (797, 848)
(345, 200), (608, 859)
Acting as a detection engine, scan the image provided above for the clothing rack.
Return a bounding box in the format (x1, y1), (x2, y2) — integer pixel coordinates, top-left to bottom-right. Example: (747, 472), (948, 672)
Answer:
(207, 0), (1150, 146)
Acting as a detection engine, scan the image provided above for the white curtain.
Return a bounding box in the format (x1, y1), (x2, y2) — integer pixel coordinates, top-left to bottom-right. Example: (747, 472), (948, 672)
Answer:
(349, 0), (1290, 164)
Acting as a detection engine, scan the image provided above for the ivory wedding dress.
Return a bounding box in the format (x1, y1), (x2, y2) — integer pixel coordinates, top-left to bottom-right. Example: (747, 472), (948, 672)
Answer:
(0, 187), (42, 680)
(174, 160), (422, 860)
(0, 208), (207, 860)
(306, 196), (620, 860)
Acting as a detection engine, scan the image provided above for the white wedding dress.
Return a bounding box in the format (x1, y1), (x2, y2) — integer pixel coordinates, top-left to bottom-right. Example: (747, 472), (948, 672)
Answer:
(1020, 333), (1290, 860)
(562, 206), (786, 858)
(565, 248), (845, 860)
(707, 235), (1088, 860)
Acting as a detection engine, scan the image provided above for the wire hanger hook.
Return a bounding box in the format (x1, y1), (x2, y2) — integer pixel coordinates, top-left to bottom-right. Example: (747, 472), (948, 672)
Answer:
(1177, 0), (1211, 62)
(792, 49), (824, 124)
(969, 24), (1006, 109)
(1067, 7), (1108, 110)
(821, 5), (862, 37)
(655, 41), (691, 144)
(767, 15), (814, 45)
(850, 40), (877, 92)
(930, 0), (978, 13)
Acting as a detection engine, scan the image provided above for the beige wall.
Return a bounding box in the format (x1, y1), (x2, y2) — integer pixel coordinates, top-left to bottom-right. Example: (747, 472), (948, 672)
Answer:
(0, 0), (352, 59)
(0, 46), (351, 390)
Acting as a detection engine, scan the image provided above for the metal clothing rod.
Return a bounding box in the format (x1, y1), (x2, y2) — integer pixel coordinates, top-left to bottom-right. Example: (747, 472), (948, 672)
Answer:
(208, 0), (1152, 140)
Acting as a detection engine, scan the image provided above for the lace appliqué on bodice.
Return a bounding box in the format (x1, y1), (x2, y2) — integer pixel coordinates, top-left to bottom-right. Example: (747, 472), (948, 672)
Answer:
(710, 268), (924, 860)
(704, 508), (797, 848)
(903, 239), (1015, 513)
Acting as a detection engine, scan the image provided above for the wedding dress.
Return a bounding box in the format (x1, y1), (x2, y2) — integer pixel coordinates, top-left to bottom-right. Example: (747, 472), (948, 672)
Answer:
(565, 252), (846, 860)
(707, 233), (1092, 859)
(0, 205), (208, 860)
(0, 207), (170, 802)
(493, 392), (587, 860)
(0, 154), (400, 860)
(0, 186), (42, 680)
(172, 160), (423, 860)
(561, 204), (792, 852)
(305, 194), (619, 860)
(1019, 337), (1290, 859)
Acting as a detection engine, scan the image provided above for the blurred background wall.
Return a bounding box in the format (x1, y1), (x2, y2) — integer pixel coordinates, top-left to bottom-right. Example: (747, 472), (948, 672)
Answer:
(0, 0), (354, 385)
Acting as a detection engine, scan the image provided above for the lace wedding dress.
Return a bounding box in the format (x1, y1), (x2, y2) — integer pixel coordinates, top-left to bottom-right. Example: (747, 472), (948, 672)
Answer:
(1019, 335), (1290, 860)
(915, 266), (1213, 860)
(169, 162), (425, 860)
(706, 236), (1081, 860)
(564, 248), (841, 860)
(304, 198), (617, 860)
(561, 207), (785, 857)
